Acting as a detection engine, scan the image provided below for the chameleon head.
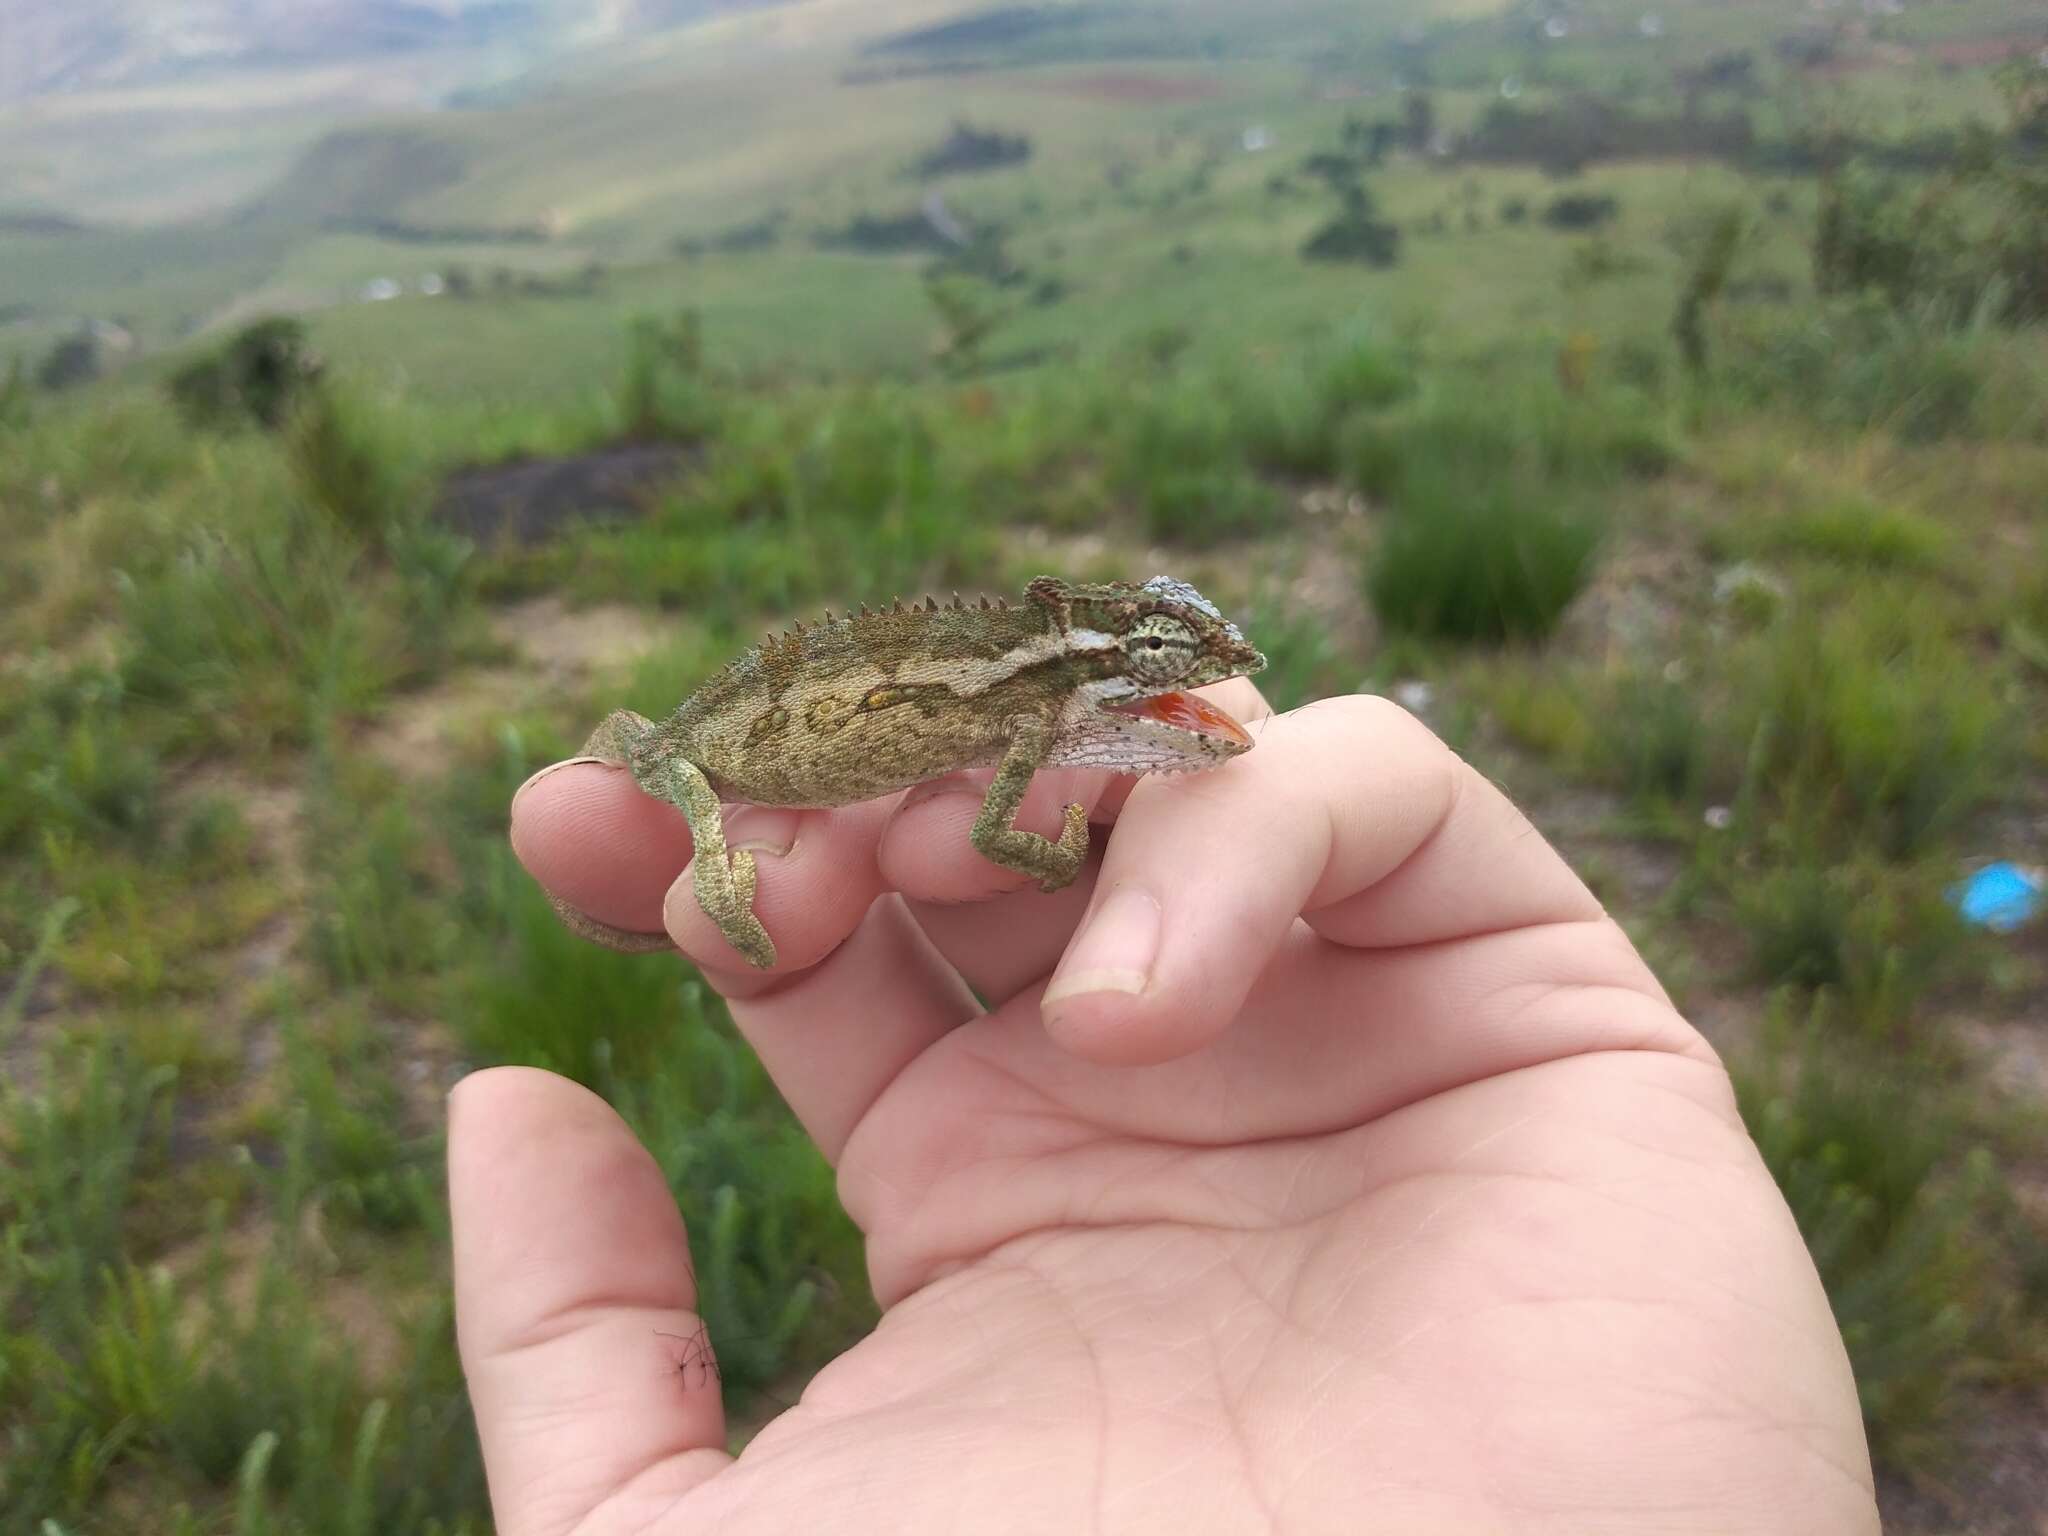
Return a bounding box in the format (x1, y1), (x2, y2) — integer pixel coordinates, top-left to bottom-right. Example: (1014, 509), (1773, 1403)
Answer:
(1040, 574), (1269, 773)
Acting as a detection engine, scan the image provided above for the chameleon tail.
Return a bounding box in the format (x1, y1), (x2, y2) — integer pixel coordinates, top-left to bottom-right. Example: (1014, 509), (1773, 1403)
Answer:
(544, 710), (677, 954)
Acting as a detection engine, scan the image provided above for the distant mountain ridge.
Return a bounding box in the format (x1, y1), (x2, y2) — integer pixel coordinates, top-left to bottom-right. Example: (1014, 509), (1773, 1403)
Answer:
(0, 0), (792, 102)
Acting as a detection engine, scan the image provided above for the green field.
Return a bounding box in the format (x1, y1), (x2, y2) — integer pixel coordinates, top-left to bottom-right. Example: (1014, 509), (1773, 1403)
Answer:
(6, 0), (2048, 1530)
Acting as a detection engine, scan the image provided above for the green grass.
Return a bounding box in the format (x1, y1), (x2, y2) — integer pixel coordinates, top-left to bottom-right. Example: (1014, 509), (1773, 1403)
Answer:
(1720, 297), (2048, 442)
(3, 322), (2037, 1533)
(6, 5), (2048, 1528)
(1744, 494), (1951, 571)
(1735, 593), (2013, 858)
(1728, 857), (1972, 1035)
(1735, 1008), (2033, 1474)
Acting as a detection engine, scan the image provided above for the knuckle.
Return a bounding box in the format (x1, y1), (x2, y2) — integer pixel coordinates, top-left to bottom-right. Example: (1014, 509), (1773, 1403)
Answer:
(1286, 691), (1448, 761)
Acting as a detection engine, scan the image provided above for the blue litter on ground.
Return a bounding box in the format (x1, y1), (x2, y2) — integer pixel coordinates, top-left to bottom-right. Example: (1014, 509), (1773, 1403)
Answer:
(1949, 862), (2045, 933)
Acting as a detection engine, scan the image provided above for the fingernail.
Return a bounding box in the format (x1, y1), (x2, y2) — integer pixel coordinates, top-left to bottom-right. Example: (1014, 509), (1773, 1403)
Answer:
(724, 806), (799, 858)
(511, 756), (609, 810)
(1042, 884), (1162, 1017)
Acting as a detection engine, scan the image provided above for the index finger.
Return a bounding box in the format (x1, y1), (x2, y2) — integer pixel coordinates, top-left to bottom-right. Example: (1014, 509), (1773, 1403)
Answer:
(881, 674), (1278, 999)
(1037, 693), (1666, 1064)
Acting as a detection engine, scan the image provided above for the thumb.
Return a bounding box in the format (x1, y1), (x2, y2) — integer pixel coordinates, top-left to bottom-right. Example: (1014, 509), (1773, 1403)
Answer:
(451, 1067), (728, 1535)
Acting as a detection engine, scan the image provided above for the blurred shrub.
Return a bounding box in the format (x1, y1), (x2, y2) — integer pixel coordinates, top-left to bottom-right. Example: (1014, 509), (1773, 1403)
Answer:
(1465, 96), (1752, 176)
(923, 273), (1009, 375)
(1238, 593), (1356, 712)
(35, 331), (103, 392)
(1, 1019), (483, 1530)
(1564, 235), (1648, 287)
(1814, 163), (1973, 317)
(1301, 185), (1402, 267)
(0, 389), (202, 517)
(1670, 202), (1751, 374)
(1347, 387), (1675, 497)
(289, 385), (410, 550)
(460, 852), (690, 1090)
(166, 317), (325, 432)
(1479, 662), (1595, 761)
(1542, 193), (1620, 231)
(1817, 67), (2048, 327)
(620, 307), (715, 441)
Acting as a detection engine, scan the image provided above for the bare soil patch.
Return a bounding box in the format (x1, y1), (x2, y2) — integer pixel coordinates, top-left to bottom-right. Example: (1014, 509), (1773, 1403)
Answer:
(1931, 35), (2048, 69)
(1039, 70), (1223, 103)
(360, 596), (681, 780)
(432, 443), (694, 546)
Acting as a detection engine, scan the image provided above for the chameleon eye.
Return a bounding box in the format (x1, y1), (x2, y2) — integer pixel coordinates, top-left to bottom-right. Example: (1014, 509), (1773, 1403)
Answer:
(1124, 615), (1197, 684)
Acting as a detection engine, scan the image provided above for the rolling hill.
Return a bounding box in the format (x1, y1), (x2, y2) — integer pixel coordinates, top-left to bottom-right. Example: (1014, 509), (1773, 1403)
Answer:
(0, 0), (810, 102)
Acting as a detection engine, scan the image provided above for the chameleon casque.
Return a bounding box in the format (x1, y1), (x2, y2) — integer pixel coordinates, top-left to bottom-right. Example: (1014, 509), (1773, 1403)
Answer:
(546, 574), (1267, 968)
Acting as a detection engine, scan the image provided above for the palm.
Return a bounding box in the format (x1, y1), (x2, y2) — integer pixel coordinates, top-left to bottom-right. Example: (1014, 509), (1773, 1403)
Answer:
(458, 695), (1878, 1535)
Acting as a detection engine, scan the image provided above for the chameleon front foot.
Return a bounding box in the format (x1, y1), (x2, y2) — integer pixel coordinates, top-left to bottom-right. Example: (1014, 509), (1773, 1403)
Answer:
(972, 798), (1092, 893)
(970, 719), (1093, 892)
(966, 716), (1097, 897)
(1027, 801), (1091, 891)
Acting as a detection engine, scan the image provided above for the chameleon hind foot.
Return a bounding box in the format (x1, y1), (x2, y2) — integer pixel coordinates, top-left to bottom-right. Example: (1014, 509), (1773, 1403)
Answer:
(645, 753), (778, 970)
(541, 709), (778, 968)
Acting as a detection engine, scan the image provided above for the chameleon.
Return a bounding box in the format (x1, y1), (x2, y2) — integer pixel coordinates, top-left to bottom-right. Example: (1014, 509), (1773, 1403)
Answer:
(545, 574), (1267, 969)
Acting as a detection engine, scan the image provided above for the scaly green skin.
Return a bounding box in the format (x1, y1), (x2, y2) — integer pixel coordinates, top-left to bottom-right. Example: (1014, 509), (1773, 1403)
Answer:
(548, 574), (1267, 968)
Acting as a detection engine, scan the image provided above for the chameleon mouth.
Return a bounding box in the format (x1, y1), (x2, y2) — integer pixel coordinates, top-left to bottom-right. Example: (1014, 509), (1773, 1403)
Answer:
(1108, 691), (1253, 748)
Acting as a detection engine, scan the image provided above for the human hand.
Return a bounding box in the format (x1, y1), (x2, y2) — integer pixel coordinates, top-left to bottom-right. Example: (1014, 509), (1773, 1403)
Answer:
(455, 688), (1877, 1534)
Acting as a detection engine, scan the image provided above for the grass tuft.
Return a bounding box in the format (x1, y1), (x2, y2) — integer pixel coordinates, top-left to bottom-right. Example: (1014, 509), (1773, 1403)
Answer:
(1366, 462), (1602, 644)
(1351, 379), (1682, 644)
(288, 385), (412, 552)
(1735, 1011), (2025, 1473)
(1738, 597), (2010, 856)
